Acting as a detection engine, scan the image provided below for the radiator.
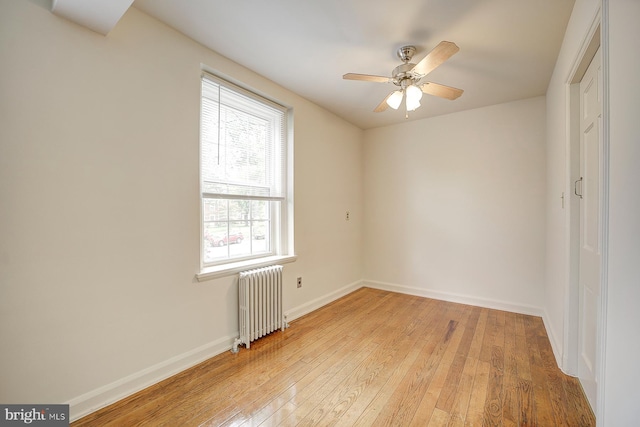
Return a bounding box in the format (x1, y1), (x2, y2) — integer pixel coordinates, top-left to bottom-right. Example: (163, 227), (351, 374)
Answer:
(232, 265), (286, 353)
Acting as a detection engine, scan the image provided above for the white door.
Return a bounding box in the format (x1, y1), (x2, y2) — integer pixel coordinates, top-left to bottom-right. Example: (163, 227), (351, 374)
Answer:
(577, 46), (601, 409)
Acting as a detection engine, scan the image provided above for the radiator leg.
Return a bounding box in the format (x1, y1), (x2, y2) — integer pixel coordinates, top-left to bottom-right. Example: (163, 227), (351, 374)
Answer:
(231, 338), (243, 354)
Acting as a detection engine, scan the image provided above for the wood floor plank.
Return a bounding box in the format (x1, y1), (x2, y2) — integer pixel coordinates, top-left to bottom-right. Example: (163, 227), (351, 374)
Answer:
(537, 333), (574, 426)
(428, 408), (451, 426)
(464, 360), (490, 427)
(192, 331), (359, 426)
(228, 336), (355, 426)
(272, 300), (418, 423)
(446, 308), (487, 426)
(493, 310), (506, 349)
(525, 315), (556, 427)
(467, 308), (488, 361)
(352, 300), (450, 427)
(204, 341), (356, 425)
(261, 340), (366, 424)
(334, 298), (437, 426)
(372, 305), (467, 426)
(436, 306), (479, 413)
(514, 314), (532, 382)
(71, 288), (594, 427)
(253, 401), (297, 427)
(292, 297), (423, 426)
(345, 343), (423, 426)
(446, 360), (475, 427)
(483, 345), (505, 427)
(278, 339), (382, 425)
(478, 310), (497, 363)
(502, 311), (519, 426)
(403, 306), (471, 426)
(517, 379), (537, 426)
(405, 316), (465, 426)
(276, 293), (418, 425)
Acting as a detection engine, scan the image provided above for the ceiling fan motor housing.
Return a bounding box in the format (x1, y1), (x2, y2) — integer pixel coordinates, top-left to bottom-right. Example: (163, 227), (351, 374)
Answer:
(392, 63), (421, 87)
(393, 45), (424, 87)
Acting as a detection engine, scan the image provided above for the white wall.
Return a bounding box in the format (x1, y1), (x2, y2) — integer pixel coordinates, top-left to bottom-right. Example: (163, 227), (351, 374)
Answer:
(603, 0), (640, 424)
(363, 97), (546, 314)
(0, 1), (363, 419)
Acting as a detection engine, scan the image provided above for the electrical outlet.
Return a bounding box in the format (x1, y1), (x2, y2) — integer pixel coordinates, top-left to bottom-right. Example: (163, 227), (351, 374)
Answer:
(297, 277), (302, 288)
(346, 211), (350, 221)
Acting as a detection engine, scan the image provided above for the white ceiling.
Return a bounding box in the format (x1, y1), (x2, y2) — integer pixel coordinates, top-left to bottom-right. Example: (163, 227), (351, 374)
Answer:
(52, 0), (134, 35)
(55, 0), (577, 130)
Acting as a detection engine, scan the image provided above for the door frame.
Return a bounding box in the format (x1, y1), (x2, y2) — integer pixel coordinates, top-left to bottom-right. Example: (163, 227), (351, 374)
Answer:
(563, 5), (609, 420)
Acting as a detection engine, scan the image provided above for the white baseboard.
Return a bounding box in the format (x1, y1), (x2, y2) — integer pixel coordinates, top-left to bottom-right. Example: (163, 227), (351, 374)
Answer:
(67, 280), (365, 422)
(68, 279), (562, 423)
(285, 280), (364, 322)
(67, 334), (236, 422)
(541, 309), (566, 373)
(363, 279), (545, 318)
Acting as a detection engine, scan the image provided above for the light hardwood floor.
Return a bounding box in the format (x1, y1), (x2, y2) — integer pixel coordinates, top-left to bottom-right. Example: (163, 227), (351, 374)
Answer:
(72, 288), (595, 426)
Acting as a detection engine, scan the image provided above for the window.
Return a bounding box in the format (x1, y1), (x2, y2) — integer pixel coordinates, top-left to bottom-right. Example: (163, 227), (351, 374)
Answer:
(200, 72), (292, 273)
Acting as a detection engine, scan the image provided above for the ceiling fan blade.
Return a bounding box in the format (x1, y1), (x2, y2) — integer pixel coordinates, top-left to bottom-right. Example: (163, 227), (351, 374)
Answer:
(343, 73), (391, 83)
(374, 92), (394, 112)
(420, 82), (464, 100)
(411, 41), (460, 76)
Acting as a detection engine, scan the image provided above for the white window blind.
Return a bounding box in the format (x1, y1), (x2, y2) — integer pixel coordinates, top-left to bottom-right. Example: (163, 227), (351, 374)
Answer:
(201, 74), (286, 201)
(200, 72), (289, 268)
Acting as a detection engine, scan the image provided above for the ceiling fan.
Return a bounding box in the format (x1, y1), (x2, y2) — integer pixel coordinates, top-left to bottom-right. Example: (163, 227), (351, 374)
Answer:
(343, 41), (463, 117)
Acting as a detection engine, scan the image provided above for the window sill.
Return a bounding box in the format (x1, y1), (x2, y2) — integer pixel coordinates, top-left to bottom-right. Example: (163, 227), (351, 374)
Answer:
(196, 255), (297, 282)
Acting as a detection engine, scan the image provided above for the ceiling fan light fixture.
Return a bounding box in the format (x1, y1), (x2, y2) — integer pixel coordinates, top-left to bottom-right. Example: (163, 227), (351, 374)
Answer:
(405, 84), (423, 111)
(406, 98), (421, 111)
(386, 90), (403, 110)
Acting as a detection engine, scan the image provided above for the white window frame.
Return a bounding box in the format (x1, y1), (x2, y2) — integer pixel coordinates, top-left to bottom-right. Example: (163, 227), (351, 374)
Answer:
(196, 71), (295, 281)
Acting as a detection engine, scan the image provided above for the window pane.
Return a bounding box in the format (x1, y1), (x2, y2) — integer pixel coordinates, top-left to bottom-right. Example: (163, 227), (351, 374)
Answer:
(251, 200), (269, 220)
(229, 200), (249, 221)
(228, 221), (249, 258)
(204, 222), (227, 247)
(203, 221), (228, 263)
(205, 103), (269, 188)
(203, 199), (228, 221)
(251, 200), (271, 254)
(223, 107), (269, 188)
(252, 220), (270, 254)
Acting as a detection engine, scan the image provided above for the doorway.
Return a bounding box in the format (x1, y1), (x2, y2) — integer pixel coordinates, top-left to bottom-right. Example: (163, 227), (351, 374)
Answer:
(577, 45), (601, 408)
(566, 21), (602, 413)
